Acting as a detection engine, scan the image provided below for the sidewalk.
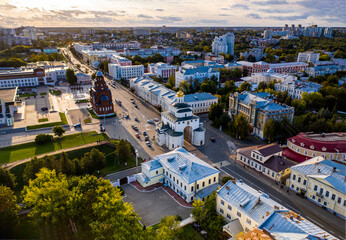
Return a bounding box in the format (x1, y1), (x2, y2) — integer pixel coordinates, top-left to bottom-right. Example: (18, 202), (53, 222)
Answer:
(4, 140), (108, 170)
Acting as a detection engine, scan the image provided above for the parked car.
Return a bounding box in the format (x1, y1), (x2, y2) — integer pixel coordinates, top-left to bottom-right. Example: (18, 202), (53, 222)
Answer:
(125, 114), (129, 119)
(41, 107), (48, 111)
(135, 133), (140, 138)
(133, 126), (138, 131)
(131, 124), (135, 129)
(134, 117), (139, 122)
(210, 137), (216, 142)
(154, 118), (159, 122)
(134, 104), (138, 108)
(143, 131), (147, 136)
(73, 123), (81, 128)
(145, 136), (149, 141)
(145, 141), (151, 147)
(147, 120), (154, 124)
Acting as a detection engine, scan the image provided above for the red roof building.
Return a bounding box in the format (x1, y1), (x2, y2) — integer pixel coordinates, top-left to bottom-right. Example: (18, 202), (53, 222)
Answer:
(283, 132), (346, 164)
(90, 71), (114, 117)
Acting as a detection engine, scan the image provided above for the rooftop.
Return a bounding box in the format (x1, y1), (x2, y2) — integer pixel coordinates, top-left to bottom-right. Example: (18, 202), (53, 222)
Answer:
(0, 87), (18, 103)
(218, 180), (285, 224)
(184, 92), (218, 102)
(152, 147), (219, 184)
(255, 143), (282, 157)
(259, 210), (337, 240)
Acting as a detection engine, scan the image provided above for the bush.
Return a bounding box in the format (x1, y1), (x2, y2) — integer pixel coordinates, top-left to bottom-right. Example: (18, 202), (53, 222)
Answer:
(221, 176), (235, 185)
(35, 134), (53, 145)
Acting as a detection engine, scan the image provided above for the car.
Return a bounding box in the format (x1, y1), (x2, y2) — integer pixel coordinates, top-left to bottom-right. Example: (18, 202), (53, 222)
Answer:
(145, 141), (151, 147)
(134, 105), (138, 108)
(154, 118), (159, 122)
(131, 124), (135, 129)
(134, 117), (139, 122)
(41, 107), (48, 111)
(148, 120), (154, 124)
(210, 137), (216, 142)
(143, 131), (147, 136)
(133, 126), (138, 131)
(145, 136), (149, 141)
(125, 114), (129, 119)
(135, 133), (140, 138)
(73, 123), (81, 128)
(130, 98), (134, 101)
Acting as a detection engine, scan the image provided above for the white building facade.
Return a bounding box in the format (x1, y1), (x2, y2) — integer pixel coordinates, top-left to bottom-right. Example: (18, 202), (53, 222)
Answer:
(274, 79), (322, 99)
(147, 62), (178, 79)
(212, 32), (235, 56)
(108, 64), (144, 80)
(175, 66), (220, 88)
(297, 52), (320, 63)
(156, 91), (205, 150)
(135, 148), (220, 203)
(250, 69), (297, 84)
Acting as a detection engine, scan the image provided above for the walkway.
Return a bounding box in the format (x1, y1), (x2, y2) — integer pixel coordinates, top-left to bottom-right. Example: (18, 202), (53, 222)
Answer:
(4, 140), (109, 170)
(130, 181), (193, 208)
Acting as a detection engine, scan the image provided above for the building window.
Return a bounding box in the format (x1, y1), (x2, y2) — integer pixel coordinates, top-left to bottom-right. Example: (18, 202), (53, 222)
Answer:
(156, 170), (158, 175)
(337, 197), (341, 204)
(303, 180), (307, 185)
(237, 212), (241, 217)
(323, 201), (327, 206)
(191, 186), (194, 192)
(319, 188), (323, 195)
(202, 182), (205, 187)
(191, 196), (194, 201)
(291, 184), (295, 189)
(197, 184), (199, 190)
(220, 208), (224, 214)
(184, 186), (186, 191)
(228, 205), (232, 211)
(226, 214), (231, 220)
(296, 187), (299, 191)
(221, 200), (224, 205)
(312, 195), (315, 200)
(246, 219), (251, 225)
(314, 185), (318, 191)
(292, 174), (296, 180)
(331, 194), (336, 200)
(173, 177), (175, 181)
(297, 177), (301, 183)
(209, 179), (211, 184)
(214, 177), (216, 182)
(326, 191), (329, 197)
(318, 198), (321, 203)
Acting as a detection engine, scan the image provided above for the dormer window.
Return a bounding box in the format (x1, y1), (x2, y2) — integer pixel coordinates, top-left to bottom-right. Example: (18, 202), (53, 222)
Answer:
(292, 139), (296, 143)
(300, 143), (305, 147)
(310, 145), (315, 149)
(322, 147), (327, 152)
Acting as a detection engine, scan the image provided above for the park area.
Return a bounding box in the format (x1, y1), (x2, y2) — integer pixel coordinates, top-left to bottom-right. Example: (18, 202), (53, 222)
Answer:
(0, 131), (109, 164)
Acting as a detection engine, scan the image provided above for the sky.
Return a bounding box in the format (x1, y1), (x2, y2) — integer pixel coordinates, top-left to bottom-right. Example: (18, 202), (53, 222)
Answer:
(0, 0), (345, 28)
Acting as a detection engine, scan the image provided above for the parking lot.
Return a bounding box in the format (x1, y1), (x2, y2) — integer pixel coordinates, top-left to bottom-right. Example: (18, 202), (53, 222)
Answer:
(122, 184), (191, 226)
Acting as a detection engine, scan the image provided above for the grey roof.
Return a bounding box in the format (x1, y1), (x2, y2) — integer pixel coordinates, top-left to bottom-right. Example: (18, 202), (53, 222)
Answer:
(255, 143), (282, 157)
(263, 155), (296, 173)
(172, 102), (191, 109)
(291, 158), (346, 194)
(196, 183), (219, 198)
(0, 87), (18, 103)
(184, 92), (218, 102)
(154, 147), (219, 184)
(223, 219), (244, 237)
(162, 111), (198, 122)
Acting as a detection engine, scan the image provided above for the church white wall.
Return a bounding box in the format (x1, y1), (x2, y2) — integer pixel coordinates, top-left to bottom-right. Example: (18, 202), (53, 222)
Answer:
(193, 130), (205, 146)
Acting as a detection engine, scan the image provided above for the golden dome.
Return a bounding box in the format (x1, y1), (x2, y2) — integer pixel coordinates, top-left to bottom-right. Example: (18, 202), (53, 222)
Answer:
(177, 90), (184, 98)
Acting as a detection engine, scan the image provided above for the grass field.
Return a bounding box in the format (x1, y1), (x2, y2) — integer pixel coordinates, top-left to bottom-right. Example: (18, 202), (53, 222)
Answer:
(38, 118), (48, 122)
(49, 89), (62, 96)
(87, 108), (116, 119)
(84, 118), (92, 124)
(0, 131), (109, 164)
(27, 112), (68, 130)
(19, 93), (37, 98)
(40, 92), (47, 96)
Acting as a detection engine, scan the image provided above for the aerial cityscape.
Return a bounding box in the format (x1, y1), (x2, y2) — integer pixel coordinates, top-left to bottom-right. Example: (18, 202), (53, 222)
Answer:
(0, 0), (345, 239)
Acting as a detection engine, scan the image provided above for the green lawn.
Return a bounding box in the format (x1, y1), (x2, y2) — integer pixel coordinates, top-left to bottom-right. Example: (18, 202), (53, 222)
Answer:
(19, 93), (37, 98)
(0, 131), (109, 164)
(180, 224), (204, 240)
(40, 92), (47, 96)
(27, 112), (68, 130)
(49, 89), (62, 96)
(87, 108), (116, 119)
(84, 118), (92, 124)
(38, 118), (48, 122)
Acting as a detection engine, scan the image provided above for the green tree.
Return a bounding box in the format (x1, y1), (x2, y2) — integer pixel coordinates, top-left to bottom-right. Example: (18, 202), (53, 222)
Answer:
(166, 74), (176, 89)
(263, 119), (279, 142)
(333, 50), (345, 59)
(57, 152), (75, 176)
(239, 82), (252, 92)
(91, 72), (96, 80)
(52, 125), (66, 138)
(35, 133), (53, 145)
(89, 148), (106, 170)
(156, 216), (182, 240)
(192, 200), (206, 225)
(65, 68), (77, 85)
(234, 114), (251, 140)
(319, 54), (331, 61)
(115, 139), (132, 164)
(247, 54), (256, 62)
(0, 168), (17, 189)
(0, 186), (20, 239)
(208, 102), (223, 121)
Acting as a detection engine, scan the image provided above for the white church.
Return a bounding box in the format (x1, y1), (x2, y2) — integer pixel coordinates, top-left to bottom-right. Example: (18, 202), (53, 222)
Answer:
(156, 90), (206, 150)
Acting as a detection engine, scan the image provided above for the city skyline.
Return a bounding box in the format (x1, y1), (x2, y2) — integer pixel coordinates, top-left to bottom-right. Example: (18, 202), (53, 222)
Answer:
(0, 0), (345, 28)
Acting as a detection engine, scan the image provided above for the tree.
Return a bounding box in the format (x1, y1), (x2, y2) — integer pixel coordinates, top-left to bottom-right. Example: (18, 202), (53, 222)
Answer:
(333, 50), (345, 59)
(0, 186), (19, 239)
(89, 148), (106, 170)
(208, 102), (223, 121)
(115, 139), (132, 164)
(263, 119), (279, 142)
(192, 200), (206, 225)
(247, 54), (256, 62)
(166, 74), (175, 89)
(57, 152), (75, 176)
(319, 54), (331, 61)
(234, 114), (251, 140)
(65, 68), (77, 85)
(239, 82), (252, 92)
(52, 125), (66, 138)
(35, 134), (53, 145)
(156, 216), (181, 240)
(0, 168), (17, 189)
(91, 72), (96, 80)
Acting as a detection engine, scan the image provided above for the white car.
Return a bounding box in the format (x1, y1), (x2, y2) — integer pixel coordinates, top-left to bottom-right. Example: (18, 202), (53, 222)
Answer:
(154, 118), (159, 122)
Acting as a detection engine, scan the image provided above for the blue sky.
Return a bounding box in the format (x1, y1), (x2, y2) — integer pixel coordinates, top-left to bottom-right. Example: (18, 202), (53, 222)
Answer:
(0, 0), (345, 27)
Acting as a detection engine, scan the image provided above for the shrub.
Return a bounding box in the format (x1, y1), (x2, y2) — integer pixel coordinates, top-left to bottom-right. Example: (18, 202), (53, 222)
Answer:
(221, 176), (235, 185)
(35, 134), (53, 145)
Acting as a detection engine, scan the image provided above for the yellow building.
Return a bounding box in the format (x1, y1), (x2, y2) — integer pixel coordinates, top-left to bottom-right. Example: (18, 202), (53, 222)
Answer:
(288, 157), (345, 219)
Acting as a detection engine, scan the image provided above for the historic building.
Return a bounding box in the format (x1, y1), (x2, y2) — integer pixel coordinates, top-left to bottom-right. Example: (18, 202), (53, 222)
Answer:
(156, 91), (205, 150)
(283, 132), (346, 164)
(228, 91), (295, 139)
(135, 147), (219, 203)
(89, 71), (114, 117)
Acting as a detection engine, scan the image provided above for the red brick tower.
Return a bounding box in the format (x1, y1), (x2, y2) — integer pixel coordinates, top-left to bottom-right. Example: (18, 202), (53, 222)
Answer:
(90, 71), (114, 117)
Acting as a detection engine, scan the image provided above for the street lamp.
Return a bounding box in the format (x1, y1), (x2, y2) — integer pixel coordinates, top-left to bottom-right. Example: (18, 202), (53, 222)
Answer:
(135, 149), (139, 174)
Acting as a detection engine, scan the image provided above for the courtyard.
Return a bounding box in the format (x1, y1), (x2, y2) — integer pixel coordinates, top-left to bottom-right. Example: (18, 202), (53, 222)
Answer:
(122, 183), (192, 227)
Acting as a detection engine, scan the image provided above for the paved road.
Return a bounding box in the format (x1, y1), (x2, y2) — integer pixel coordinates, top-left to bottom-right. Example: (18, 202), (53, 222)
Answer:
(103, 167), (141, 182)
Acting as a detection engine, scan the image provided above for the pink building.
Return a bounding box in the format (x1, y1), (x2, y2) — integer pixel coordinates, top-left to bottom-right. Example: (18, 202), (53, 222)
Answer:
(237, 61), (308, 74)
(108, 55), (132, 66)
(76, 72), (91, 85)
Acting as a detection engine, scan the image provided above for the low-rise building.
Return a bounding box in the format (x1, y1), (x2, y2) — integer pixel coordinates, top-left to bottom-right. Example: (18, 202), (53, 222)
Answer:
(287, 157), (345, 220)
(45, 67), (68, 83)
(124, 45), (181, 58)
(76, 72), (91, 85)
(250, 69), (297, 84)
(306, 64), (345, 77)
(135, 147), (219, 203)
(147, 62), (178, 80)
(130, 76), (218, 113)
(237, 143), (296, 182)
(81, 50), (118, 63)
(237, 61), (308, 74)
(216, 180), (285, 237)
(228, 91), (295, 139)
(274, 79), (322, 99)
(283, 132), (345, 164)
(108, 64), (144, 80)
(240, 48), (264, 62)
(297, 51), (320, 63)
(0, 87), (18, 127)
(0, 68), (48, 88)
(73, 42), (93, 54)
(108, 54), (132, 66)
(175, 66), (220, 88)
(258, 210), (337, 239)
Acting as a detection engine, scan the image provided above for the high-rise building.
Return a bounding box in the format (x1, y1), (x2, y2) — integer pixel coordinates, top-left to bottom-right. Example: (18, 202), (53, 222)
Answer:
(212, 32), (235, 56)
(297, 51), (320, 63)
